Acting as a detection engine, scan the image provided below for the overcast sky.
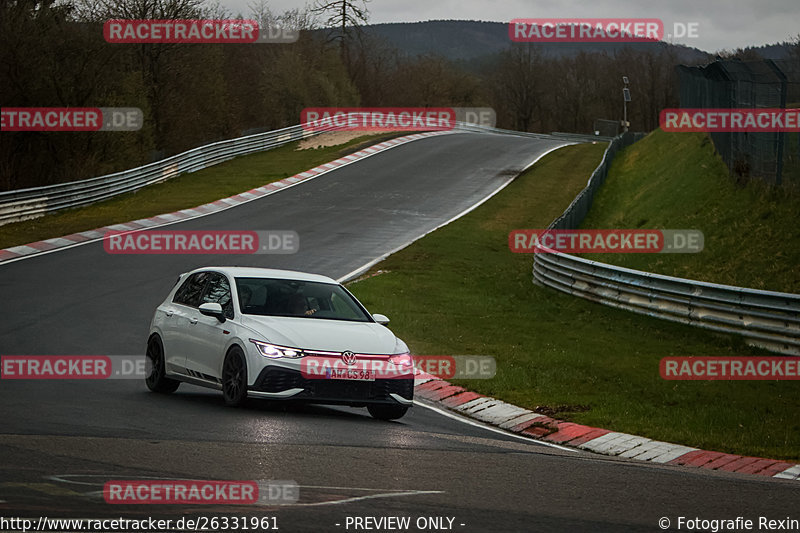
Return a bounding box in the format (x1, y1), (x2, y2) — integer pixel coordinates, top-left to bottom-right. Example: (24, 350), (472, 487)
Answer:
(220, 0), (799, 53)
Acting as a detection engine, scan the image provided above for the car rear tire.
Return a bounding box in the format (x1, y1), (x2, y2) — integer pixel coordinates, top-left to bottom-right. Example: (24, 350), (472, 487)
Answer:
(222, 346), (248, 407)
(145, 336), (180, 393)
(367, 403), (409, 421)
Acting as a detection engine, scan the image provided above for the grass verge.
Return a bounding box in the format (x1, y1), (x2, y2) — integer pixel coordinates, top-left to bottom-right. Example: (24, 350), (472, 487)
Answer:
(347, 142), (799, 461)
(0, 132), (403, 250)
(580, 129), (799, 293)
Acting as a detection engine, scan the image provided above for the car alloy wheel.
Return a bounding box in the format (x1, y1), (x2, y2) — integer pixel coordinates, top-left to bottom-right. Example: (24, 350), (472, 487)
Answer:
(145, 336), (180, 393)
(222, 346), (248, 407)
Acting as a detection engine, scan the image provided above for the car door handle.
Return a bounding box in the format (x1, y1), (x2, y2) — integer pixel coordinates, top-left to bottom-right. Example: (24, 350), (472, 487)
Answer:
(189, 317), (198, 325)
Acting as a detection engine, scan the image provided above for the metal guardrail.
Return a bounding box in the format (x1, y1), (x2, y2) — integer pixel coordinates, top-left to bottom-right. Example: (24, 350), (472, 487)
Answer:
(0, 121), (597, 226)
(453, 123), (613, 143)
(533, 133), (800, 355)
(551, 131), (615, 143)
(534, 251), (800, 355)
(452, 121), (557, 140)
(0, 122), (341, 226)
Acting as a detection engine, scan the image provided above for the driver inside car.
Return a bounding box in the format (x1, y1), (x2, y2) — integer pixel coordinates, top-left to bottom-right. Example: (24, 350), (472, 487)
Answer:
(287, 293), (316, 316)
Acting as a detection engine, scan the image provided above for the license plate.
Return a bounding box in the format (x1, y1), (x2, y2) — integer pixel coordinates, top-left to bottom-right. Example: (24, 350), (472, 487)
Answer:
(326, 368), (375, 381)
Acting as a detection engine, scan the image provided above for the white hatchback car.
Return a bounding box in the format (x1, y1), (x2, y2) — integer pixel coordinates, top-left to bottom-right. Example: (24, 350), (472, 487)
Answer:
(146, 267), (414, 420)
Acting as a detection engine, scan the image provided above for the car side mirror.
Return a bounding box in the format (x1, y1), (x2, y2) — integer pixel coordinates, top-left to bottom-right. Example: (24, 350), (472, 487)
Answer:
(199, 302), (226, 323)
(372, 313), (390, 325)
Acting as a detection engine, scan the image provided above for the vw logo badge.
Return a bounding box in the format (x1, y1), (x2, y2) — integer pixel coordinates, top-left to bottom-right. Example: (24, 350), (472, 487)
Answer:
(341, 351), (357, 366)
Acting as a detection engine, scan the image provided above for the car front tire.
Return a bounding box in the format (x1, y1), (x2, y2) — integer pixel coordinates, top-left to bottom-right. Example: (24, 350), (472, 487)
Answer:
(367, 403), (409, 421)
(222, 346), (248, 407)
(145, 335), (180, 393)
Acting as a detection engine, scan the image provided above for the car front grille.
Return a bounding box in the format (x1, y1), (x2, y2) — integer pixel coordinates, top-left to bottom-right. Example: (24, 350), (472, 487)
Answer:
(253, 367), (414, 403)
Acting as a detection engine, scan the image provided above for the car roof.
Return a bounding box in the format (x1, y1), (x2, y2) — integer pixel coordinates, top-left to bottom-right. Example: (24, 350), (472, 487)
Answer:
(188, 266), (339, 285)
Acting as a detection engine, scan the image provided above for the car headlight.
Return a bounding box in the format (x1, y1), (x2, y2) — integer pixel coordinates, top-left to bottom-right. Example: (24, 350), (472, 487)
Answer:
(394, 337), (409, 354)
(389, 352), (413, 367)
(249, 339), (304, 358)
(389, 337), (412, 367)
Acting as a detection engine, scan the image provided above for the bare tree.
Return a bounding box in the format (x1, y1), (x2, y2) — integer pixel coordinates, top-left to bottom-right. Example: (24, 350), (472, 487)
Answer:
(348, 31), (398, 105)
(492, 44), (545, 132)
(1, 0), (154, 188)
(247, 0), (275, 29)
(279, 5), (319, 31)
(78, 0), (205, 147)
(311, 0), (369, 67)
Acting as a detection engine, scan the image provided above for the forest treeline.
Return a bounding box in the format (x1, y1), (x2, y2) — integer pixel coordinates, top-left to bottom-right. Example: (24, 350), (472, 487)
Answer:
(2, 0), (785, 191)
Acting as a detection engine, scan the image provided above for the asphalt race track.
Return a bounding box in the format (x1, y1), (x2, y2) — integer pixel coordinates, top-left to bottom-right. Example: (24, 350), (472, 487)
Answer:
(1, 132), (797, 532)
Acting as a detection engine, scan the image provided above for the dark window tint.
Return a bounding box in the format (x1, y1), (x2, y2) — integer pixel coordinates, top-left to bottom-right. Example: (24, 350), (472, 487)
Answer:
(173, 272), (209, 307)
(201, 273), (234, 319)
(234, 277), (371, 322)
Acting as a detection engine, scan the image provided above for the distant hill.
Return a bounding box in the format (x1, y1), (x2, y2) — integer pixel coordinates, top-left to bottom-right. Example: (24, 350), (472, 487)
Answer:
(732, 43), (798, 60)
(357, 20), (712, 63)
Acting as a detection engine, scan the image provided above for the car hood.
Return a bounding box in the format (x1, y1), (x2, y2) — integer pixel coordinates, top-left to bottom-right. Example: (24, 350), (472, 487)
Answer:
(241, 315), (399, 354)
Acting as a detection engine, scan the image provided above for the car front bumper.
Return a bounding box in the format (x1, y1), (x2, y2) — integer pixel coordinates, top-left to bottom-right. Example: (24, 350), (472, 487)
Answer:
(248, 366), (414, 406)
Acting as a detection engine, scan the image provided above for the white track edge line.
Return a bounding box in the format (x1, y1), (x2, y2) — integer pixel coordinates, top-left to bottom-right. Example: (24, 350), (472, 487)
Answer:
(413, 400), (578, 452)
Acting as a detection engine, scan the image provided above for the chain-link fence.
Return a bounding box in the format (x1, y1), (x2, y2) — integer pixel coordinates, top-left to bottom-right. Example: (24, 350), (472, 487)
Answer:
(676, 58), (800, 187)
(592, 119), (621, 138)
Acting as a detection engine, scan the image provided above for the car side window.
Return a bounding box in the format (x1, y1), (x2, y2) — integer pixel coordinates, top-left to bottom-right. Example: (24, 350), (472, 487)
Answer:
(173, 272), (208, 308)
(201, 273), (234, 319)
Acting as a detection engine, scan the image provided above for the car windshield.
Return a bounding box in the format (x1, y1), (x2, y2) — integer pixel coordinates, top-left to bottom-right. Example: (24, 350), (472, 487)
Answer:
(234, 277), (372, 322)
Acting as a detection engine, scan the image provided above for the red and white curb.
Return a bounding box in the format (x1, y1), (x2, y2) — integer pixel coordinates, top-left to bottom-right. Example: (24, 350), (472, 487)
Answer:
(413, 376), (800, 481)
(0, 131), (452, 265)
